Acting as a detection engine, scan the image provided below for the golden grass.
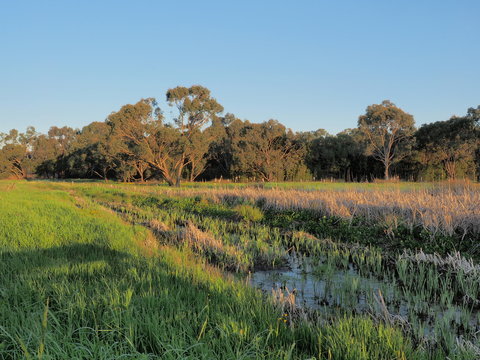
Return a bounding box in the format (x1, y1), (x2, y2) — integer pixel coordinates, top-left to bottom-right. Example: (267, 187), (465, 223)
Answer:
(122, 182), (480, 238)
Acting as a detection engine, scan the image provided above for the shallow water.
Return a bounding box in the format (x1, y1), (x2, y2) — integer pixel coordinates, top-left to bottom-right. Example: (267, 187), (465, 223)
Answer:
(250, 252), (480, 339)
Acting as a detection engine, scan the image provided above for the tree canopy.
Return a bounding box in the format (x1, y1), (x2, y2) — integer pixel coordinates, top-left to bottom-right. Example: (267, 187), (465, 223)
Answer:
(1, 87), (478, 183)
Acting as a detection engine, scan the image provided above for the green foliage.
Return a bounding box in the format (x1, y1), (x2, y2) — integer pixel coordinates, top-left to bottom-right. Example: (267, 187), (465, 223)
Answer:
(416, 109), (480, 181)
(228, 119), (311, 182)
(1, 93), (478, 183)
(307, 129), (371, 181)
(235, 204), (264, 222)
(0, 127), (38, 179)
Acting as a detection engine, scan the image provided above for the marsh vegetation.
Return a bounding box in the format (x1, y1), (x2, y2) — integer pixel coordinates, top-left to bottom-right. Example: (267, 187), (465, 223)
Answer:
(1, 180), (479, 359)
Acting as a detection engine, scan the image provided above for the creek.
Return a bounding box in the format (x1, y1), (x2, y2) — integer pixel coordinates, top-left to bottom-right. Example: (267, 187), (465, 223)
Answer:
(249, 252), (480, 342)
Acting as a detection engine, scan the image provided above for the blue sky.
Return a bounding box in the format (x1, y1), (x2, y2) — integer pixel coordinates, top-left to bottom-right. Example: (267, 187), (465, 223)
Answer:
(1, 0), (479, 135)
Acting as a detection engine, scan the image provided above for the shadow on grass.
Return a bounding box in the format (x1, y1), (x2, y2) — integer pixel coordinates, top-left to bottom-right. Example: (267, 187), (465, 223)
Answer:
(0, 242), (282, 358)
(0, 243), (130, 274)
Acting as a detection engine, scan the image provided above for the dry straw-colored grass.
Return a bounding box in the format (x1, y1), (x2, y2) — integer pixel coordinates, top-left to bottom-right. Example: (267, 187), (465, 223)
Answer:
(148, 218), (245, 272)
(130, 183), (480, 238)
(399, 249), (480, 276)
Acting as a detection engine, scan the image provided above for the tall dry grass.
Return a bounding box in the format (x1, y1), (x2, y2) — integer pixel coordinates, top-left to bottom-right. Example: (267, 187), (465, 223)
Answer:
(126, 183), (480, 238)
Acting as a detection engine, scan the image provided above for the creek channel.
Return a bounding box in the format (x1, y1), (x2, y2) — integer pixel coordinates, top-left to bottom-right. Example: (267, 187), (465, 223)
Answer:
(249, 252), (480, 341)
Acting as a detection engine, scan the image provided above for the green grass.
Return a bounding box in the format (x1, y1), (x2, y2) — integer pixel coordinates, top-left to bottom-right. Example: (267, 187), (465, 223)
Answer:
(0, 181), (424, 359)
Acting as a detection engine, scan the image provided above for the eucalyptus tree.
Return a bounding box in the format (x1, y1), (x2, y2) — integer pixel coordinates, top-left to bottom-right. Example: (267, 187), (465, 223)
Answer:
(108, 86), (223, 186)
(72, 122), (119, 180)
(31, 134), (58, 178)
(358, 100), (415, 180)
(45, 126), (77, 177)
(307, 129), (368, 181)
(107, 98), (170, 181)
(230, 119), (307, 181)
(0, 143), (27, 179)
(0, 127), (37, 179)
(415, 106), (480, 180)
(200, 114), (234, 180)
(166, 85), (224, 182)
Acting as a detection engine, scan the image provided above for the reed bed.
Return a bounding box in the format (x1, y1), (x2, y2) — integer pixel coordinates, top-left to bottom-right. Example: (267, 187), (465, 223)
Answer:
(123, 183), (480, 238)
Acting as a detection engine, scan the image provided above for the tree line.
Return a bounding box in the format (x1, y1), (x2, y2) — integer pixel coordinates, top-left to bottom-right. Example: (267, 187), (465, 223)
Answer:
(1, 85), (479, 185)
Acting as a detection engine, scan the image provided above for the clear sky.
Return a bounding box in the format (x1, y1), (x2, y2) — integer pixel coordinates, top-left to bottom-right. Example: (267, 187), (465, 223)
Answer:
(1, 0), (479, 135)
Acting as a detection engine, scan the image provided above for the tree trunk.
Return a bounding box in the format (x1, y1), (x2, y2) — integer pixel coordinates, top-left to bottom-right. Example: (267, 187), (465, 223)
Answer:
(134, 163), (146, 182)
(174, 177), (181, 187)
(445, 160), (456, 180)
(384, 162), (390, 180)
(189, 162), (195, 182)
